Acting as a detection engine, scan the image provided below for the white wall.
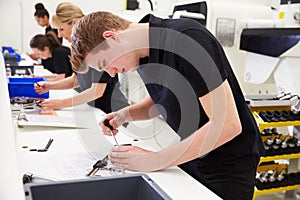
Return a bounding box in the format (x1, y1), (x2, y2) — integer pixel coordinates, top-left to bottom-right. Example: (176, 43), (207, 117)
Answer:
(0, 0), (124, 53)
(0, 0), (179, 54)
(0, 0), (274, 54)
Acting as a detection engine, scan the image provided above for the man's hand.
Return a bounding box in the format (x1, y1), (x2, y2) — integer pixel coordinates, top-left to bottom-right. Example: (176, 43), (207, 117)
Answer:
(100, 109), (129, 136)
(110, 145), (159, 172)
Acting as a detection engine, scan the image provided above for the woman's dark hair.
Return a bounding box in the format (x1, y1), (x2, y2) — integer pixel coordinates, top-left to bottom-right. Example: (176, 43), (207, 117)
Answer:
(34, 3), (49, 18)
(30, 31), (61, 52)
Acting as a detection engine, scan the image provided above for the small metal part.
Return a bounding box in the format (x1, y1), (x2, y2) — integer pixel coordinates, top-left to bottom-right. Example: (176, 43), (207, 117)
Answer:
(272, 144), (280, 150)
(18, 113), (28, 121)
(263, 144), (271, 151)
(281, 135), (290, 149)
(274, 136), (282, 145)
(87, 167), (100, 177)
(265, 137), (274, 146)
(29, 149), (37, 151)
(86, 155), (109, 177)
(288, 139), (296, 148)
(29, 138), (53, 152)
(297, 140), (300, 147)
(108, 166), (125, 175)
(277, 169), (286, 181)
(291, 99), (300, 114)
(258, 172), (269, 183)
(268, 170), (277, 182)
(44, 138), (54, 151)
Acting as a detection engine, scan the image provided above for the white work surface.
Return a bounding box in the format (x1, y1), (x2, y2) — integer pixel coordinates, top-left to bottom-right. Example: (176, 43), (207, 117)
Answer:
(15, 89), (221, 200)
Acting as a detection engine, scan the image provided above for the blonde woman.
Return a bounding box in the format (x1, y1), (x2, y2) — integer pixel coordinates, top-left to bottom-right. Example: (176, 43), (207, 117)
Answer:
(35, 2), (129, 113)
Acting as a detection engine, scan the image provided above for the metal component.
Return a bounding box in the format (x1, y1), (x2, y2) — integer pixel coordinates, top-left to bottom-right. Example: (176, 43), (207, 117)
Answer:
(291, 99), (300, 114)
(29, 138), (54, 152)
(17, 113), (28, 121)
(86, 155), (109, 177)
(272, 144), (280, 150)
(288, 136), (296, 148)
(258, 172), (269, 183)
(281, 135), (290, 149)
(297, 140), (300, 147)
(274, 136), (282, 145)
(277, 169), (286, 181)
(264, 143), (271, 150)
(268, 170), (277, 182)
(87, 167), (100, 177)
(265, 137), (274, 146)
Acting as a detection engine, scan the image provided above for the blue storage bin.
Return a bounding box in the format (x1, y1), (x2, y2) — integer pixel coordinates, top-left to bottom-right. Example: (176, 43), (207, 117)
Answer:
(8, 77), (49, 98)
(2, 46), (15, 53)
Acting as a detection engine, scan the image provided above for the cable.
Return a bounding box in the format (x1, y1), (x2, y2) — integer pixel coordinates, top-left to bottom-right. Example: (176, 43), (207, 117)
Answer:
(146, 0), (153, 11)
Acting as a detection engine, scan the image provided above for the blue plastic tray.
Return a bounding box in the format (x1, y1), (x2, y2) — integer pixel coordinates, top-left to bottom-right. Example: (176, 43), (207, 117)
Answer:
(8, 77), (49, 98)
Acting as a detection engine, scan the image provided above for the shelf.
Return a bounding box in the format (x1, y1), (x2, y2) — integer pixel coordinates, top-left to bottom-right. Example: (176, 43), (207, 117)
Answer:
(258, 121), (300, 132)
(248, 99), (294, 107)
(260, 153), (300, 163)
(254, 184), (300, 198)
(252, 111), (300, 132)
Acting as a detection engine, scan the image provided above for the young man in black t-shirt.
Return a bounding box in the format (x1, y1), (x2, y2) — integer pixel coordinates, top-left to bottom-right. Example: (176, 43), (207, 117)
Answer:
(70, 12), (263, 200)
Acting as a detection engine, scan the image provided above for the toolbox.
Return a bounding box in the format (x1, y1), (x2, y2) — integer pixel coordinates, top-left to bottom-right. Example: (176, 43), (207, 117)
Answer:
(8, 77), (49, 98)
(24, 174), (171, 200)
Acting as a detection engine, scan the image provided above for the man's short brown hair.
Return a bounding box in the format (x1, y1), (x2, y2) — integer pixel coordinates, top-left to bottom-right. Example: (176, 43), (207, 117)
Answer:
(71, 11), (131, 72)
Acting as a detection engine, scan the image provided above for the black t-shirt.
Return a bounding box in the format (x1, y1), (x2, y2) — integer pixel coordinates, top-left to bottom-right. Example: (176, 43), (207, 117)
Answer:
(76, 67), (129, 113)
(41, 46), (73, 78)
(138, 14), (263, 173)
(45, 26), (63, 43)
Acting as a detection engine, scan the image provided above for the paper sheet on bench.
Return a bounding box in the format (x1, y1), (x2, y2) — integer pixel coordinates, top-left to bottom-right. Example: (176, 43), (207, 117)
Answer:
(18, 114), (87, 128)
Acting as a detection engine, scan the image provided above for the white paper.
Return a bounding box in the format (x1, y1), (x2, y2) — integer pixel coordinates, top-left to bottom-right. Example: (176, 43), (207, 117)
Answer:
(49, 153), (125, 180)
(18, 114), (87, 128)
(244, 52), (279, 84)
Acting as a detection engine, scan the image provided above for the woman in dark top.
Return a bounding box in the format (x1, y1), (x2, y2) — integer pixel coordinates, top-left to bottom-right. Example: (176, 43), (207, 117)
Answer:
(32, 2), (129, 114)
(34, 3), (62, 43)
(30, 32), (72, 81)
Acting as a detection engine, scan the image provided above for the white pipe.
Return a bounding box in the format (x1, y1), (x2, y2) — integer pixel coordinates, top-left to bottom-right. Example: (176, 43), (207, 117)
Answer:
(19, 1), (24, 53)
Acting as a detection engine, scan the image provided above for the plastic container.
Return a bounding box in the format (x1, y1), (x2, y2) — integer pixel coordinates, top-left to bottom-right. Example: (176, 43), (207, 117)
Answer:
(24, 174), (171, 200)
(8, 77), (49, 98)
(2, 46), (15, 54)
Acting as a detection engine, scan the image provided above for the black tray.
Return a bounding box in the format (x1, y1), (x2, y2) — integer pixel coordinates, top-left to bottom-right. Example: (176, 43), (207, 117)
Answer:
(24, 174), (171, 200)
